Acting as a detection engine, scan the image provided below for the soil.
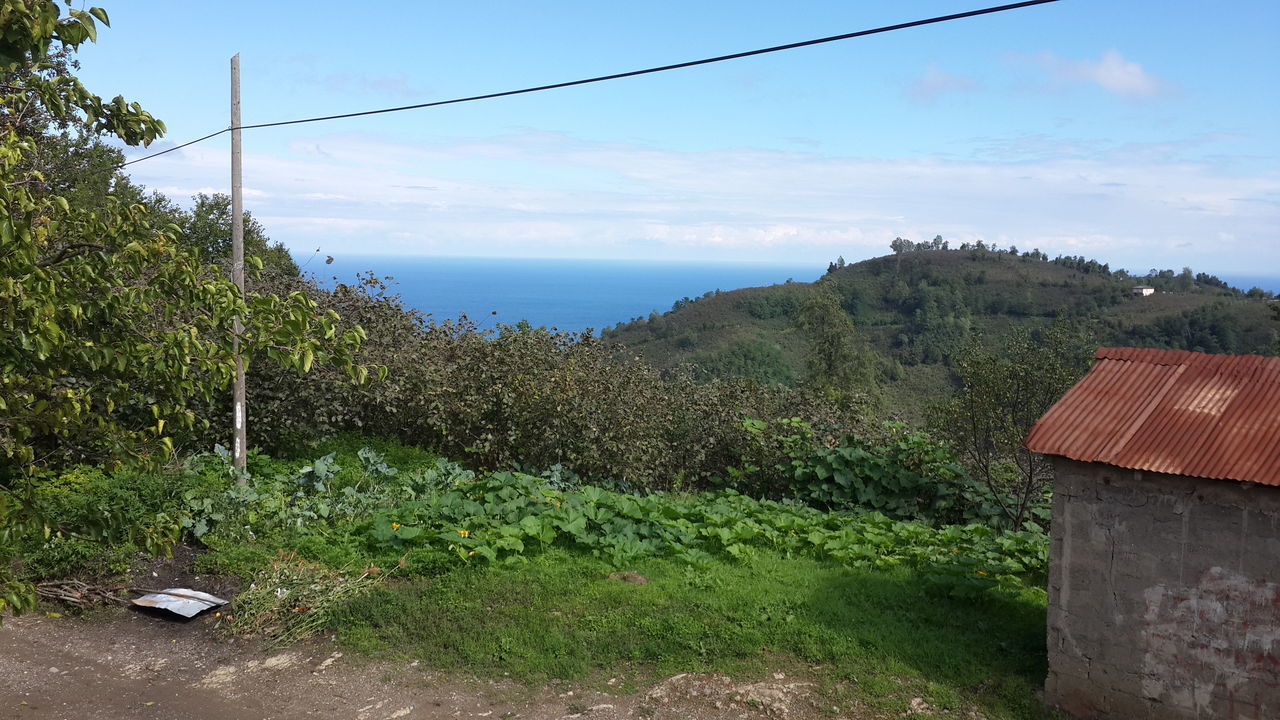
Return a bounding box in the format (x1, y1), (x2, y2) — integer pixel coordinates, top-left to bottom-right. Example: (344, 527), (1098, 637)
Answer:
(0, 611), (858, 720)
(0, 550), (870, 720)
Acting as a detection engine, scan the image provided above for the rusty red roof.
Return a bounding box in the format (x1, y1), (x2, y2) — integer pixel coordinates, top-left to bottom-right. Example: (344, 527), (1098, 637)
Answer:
(1024, 347), (1280, 486)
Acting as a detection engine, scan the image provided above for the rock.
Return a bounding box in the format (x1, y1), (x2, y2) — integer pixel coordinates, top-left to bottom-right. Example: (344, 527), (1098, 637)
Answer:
(906, 697), (933, 715)
(606, 571), (649, 585)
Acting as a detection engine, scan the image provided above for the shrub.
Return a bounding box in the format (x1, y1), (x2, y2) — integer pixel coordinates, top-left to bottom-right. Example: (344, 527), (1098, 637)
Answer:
(689, 335), (795, 386)
(790, 422), (994, 526)
(201, 274), (872, 492)
(184, 450), (1048, 598)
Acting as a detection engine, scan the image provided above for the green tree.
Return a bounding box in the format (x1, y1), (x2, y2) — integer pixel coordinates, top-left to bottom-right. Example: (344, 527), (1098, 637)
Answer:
(795, 282), (876, 397)
(168, 192), (300, 275)
(1176, 266), (1195, 293)
(931, 322), (1094, 529)
(0, 1), (370, 617)
(1274, 304), (1280, 354)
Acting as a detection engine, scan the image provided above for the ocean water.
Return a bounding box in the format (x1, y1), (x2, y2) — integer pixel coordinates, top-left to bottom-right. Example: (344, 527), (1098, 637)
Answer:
(311, 256), (822, 333)
(1219, 274), (1280, 294)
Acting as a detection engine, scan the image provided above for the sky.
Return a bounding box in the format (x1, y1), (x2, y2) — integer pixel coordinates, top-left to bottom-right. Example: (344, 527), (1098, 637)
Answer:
(73, 0), (1279, 276)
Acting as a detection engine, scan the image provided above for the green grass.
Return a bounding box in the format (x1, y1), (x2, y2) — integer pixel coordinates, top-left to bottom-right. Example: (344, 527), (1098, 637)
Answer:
(16, 439), (1058, 718)
(336, 549), (1055, 719)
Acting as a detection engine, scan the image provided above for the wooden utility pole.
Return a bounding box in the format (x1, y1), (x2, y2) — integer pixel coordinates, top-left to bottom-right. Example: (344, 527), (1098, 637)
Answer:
(230, 54), (247, 475)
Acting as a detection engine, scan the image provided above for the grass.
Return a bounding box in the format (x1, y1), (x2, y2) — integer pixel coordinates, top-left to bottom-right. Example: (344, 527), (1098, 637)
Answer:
(16, 438), (1059, 718)
(336, 549), (1055, 719)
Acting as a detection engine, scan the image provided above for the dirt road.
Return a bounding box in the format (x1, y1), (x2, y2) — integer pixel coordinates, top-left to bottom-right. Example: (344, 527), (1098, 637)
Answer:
(0, 610), (843, 720)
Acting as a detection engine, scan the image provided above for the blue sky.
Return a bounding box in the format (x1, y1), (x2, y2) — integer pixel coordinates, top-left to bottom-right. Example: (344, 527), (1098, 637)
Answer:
(75, 1), (1278, 275)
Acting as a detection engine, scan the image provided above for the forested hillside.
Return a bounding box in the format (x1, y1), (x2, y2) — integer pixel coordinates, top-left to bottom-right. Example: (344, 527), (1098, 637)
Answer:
(603, 243), (1280, 415)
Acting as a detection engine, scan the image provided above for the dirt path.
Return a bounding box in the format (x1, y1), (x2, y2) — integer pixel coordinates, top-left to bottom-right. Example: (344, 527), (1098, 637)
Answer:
(0, 610), (848, 720)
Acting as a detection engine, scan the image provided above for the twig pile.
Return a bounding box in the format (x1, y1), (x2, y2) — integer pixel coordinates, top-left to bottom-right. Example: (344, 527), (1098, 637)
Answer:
(35, 580), (127, 607)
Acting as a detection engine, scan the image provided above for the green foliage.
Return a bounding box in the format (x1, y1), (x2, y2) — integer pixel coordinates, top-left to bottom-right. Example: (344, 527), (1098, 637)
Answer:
(1119, 300), (1278, 355)
(0, 2), (373, 619)
(738, 288), (805, 320)
(723, 416), (817, 496)
(610, 248), (1278, 429)
(931, 322), (1093, 529)
(150, 192), (299, 276)
(186, 448), (1048, 598)
(230, 274), (868, 490)
(15, 535), (135, 581)
(796, 281), (877, 395)
(792, 422), (1002, 526)
(689, 335), (794, 386)
(0, 3), (162, 144)
(0, 1), (371, 473)
(5, 462), (222, 588)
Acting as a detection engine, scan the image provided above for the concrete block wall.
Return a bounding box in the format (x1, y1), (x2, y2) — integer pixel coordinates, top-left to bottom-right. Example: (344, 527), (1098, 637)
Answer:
(1046, 457), (1280, 719)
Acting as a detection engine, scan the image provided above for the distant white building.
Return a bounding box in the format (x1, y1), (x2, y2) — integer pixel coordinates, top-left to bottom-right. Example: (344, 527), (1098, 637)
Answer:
(1131, 285), (1155, 296)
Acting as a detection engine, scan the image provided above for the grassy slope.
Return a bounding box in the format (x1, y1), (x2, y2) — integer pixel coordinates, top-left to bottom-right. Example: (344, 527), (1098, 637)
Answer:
(338, 550), (1054, 719)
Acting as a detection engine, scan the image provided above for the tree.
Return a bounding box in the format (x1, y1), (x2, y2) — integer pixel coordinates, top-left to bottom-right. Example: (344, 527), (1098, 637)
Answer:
(165, 192), (299, 275)
(890, 237), (913, 254)
(1176, 266), (1195, 293)
(795, 282), (876, 397)
(1274, 304), (1280, 354)
(931, 321), (1094, 529)
(0, 1), (370, 617)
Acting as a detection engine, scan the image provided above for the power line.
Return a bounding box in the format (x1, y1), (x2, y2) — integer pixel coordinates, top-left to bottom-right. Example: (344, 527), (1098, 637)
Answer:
(122, 0), (1058, 167)
(121, 128), (227, 166)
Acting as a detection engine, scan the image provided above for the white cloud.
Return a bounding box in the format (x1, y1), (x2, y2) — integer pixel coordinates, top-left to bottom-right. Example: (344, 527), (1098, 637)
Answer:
(320, 71), (423, 98)
(907, 64), (978, 102)
(1029, 50), (1168, 99)
(119, 131), (1279, 272)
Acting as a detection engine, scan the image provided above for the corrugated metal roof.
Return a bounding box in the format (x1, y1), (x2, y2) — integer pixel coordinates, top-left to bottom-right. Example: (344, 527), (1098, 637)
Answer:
(1024, 347), (1280, 486)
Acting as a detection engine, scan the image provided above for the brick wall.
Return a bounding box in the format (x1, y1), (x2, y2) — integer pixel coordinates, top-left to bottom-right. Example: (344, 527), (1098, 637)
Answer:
(1047, 457), (1280, 719)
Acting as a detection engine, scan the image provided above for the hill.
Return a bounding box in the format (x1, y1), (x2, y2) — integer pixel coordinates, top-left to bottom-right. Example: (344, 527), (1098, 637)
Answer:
(602, 247), (1280, 417)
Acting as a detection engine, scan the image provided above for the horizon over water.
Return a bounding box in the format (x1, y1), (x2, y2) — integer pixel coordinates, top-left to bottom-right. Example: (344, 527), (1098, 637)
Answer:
(312, 255), (823, 333)
(308, 255), (1280, 334)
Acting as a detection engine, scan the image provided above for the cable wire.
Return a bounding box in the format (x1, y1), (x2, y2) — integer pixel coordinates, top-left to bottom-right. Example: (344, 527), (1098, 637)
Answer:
(121, 128), (228, 166)
(121, 0), (1058, 167)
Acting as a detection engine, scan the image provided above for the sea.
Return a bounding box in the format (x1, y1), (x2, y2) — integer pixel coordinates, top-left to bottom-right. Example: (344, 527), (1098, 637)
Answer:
(1219, 274), (1280, 295)
(308, 256), (1280, 334)
(311, 256), (823, 333)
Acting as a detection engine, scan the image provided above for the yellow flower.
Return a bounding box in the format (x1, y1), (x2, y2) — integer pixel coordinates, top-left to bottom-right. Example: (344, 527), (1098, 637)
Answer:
(391, 522), (401, 530)
(555, 502), (562, 508)
(457, 529), (470, 538)
(951, 548), (958, 553)
(977, 570), (988, 576)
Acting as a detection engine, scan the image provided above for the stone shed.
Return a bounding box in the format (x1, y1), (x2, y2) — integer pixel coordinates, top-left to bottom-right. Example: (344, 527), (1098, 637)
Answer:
(1024, 347), (1280, 720)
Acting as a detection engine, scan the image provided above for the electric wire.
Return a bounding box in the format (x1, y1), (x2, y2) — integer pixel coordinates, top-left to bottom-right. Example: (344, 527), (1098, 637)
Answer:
(120, 128), (227, 166)
(121, 0), (1058, 168)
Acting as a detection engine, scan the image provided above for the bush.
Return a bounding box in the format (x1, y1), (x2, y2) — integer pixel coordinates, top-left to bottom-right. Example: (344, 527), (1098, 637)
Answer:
(201, 274), (872, 492)
(790, 423), (998, 526)
(183, 449), (1048, 598)
(689, 335), (795, 386)
(6, 463), (228, 589)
